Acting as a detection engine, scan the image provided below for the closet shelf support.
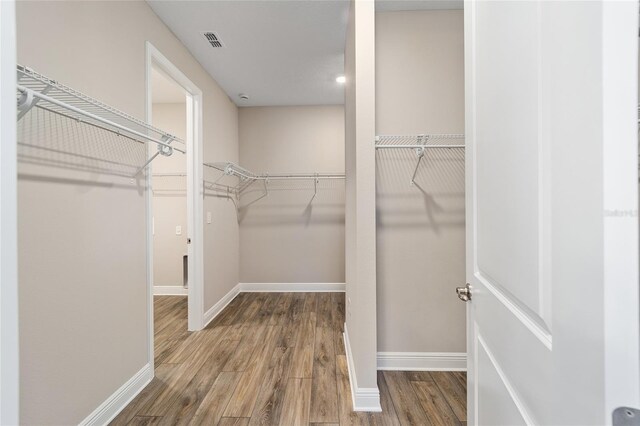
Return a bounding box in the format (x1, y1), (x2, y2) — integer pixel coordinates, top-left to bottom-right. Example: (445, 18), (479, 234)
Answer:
(17, 83), (53, 121)
(375, 133), (466, 186)
(16, 85), (186, 155)
(411, 150), (425, 186)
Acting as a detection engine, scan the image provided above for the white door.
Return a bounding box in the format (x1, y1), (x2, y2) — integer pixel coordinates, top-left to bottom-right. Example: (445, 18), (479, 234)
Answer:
(464, 1), (640, 424)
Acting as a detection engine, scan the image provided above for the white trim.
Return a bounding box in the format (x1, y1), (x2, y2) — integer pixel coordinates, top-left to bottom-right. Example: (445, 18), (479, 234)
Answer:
(79, 363), (153, 426)
(476, 272), (552, 350)
(203, 282), (344, 328)
(153, 286), (188, 296)
(602, 0), (640, 417)
(463, 1), (477, 423)
(239, 283), (346, 293)
(0, 1), (19, 423)
(186, 89), (205, 332)
(81, 284), (348, 424)
(477, 334), (534, 425)
(144, 44), (155, 377)
(145, 43), (205, 349)
(377, 352), (467, 371)
(203, 283), (242, 328)
(343, 324), (382, 412)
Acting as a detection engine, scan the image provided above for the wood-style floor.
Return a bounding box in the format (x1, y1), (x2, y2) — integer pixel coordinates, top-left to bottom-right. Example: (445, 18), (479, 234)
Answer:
(111, 293), (467, 426)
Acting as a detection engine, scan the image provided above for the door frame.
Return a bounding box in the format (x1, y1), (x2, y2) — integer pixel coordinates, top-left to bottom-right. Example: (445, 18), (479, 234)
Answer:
(145, 42), (205, 370)
(0, 0), (19, 423)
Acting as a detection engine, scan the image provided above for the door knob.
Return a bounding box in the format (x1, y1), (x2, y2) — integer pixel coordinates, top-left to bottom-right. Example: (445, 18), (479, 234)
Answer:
(456, 283), (471, 302)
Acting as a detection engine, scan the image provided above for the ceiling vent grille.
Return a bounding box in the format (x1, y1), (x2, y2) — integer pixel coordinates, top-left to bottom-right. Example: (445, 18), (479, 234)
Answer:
(203, 32), (224, 48)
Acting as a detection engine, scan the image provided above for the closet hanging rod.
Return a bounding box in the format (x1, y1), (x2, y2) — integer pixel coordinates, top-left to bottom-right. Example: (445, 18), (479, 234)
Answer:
(375, 144), (465, 149)
(17, 85), (186, 155)
(204, 162), (345, 180)
(249, 174), (345, 180)
(152, 172), (187, 177)
(204, 162), (257, 181)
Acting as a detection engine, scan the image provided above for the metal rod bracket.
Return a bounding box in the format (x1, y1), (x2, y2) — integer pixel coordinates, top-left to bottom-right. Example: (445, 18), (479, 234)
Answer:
(157, 135), (174, 157)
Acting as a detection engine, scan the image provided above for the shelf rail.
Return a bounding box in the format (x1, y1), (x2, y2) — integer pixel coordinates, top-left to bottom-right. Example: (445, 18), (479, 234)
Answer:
(204, 161), (345, 192)
(375, 134), (465, 150)
(376, 133), (465, 185)
(203, 161), (345, 209)
(16, 65), (185, 177)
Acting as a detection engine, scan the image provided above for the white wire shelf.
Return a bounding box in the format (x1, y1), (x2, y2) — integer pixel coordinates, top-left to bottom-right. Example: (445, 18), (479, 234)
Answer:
(376, 134), (465, 185)
(375, 134), (465, 149)
(16, 65), (185, 178)
(203, 161), (345, 209)
(204, 161), (345, 192)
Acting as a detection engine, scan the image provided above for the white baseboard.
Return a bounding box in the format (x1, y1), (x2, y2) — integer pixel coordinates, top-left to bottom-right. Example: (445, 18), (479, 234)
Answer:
(343, 324), (382, 412)
(153, 286), (188, 296)
(377, 352), (467, 371)
(79, 363), (153, 426)
(239, 282), (345, 292)
(203, 283), (242, 328)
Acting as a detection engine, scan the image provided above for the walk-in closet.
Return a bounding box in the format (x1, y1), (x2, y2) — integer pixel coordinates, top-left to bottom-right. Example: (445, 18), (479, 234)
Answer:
(375, 9), (466, 368)
(5, 0), (638, 425)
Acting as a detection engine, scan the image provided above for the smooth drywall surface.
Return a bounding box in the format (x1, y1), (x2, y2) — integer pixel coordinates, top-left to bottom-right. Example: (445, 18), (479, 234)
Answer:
(203, 79), (239, 312)
(238, 106), (345, 284)
(16, 2), (239, 424)
(375, 10), (466, 354)
(345, 0), (378, 393)
(151, 103), (187, 288)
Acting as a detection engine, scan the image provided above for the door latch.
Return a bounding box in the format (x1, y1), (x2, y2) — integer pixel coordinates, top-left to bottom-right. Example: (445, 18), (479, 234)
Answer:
(456, 283), (471, 302)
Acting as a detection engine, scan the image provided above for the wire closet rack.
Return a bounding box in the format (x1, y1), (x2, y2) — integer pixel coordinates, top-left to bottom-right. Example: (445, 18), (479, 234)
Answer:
(16, 65), (185, 178)
(203, 161), (345, 206)
(375, 134), (465, 185)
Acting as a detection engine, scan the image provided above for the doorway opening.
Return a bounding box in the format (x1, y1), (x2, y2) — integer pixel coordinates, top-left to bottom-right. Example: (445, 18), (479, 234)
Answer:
(150, 65), (189, 360)
(146, 43), (205, 372)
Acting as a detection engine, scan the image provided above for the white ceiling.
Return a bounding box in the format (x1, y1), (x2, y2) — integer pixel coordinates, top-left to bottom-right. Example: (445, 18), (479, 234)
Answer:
(147, 0), (350, 107)
(147, 0), (462, 107)
(151, 67), (187, 104)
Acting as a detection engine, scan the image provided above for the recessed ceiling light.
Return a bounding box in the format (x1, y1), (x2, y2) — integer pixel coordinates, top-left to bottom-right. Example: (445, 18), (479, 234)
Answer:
(336, 76), (346, 84)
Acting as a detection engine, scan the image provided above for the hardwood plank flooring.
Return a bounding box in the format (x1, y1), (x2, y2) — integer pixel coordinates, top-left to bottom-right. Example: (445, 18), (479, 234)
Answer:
(309, 326), (338, 423)
(111, 294), (466, 426)
(248, 347), (293, 426)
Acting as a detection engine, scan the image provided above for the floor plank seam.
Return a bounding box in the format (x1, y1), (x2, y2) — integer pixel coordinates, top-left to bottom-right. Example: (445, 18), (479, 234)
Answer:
(114, 293), (466, 426)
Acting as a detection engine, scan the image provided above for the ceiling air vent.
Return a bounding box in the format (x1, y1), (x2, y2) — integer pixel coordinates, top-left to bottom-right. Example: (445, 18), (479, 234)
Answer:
(203, 32), (224, 48)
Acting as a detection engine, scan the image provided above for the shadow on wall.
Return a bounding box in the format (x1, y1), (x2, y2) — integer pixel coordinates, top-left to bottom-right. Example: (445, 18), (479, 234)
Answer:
(376, 148), (465, 232)
(237, 179), (346, 226)
(18, 104), (150, 189)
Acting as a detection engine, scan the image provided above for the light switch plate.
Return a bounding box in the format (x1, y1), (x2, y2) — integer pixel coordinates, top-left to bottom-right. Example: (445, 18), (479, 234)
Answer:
(176, 225), (182, 236)
(207, 211), (212, 224)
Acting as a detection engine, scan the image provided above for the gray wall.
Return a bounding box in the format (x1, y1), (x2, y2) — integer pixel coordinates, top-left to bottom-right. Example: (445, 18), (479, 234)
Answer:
(151, 103), (187, 288)
(16, 2), (239, 424)
(375, 10), (466, 353)
(238, 106), (345, 284)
